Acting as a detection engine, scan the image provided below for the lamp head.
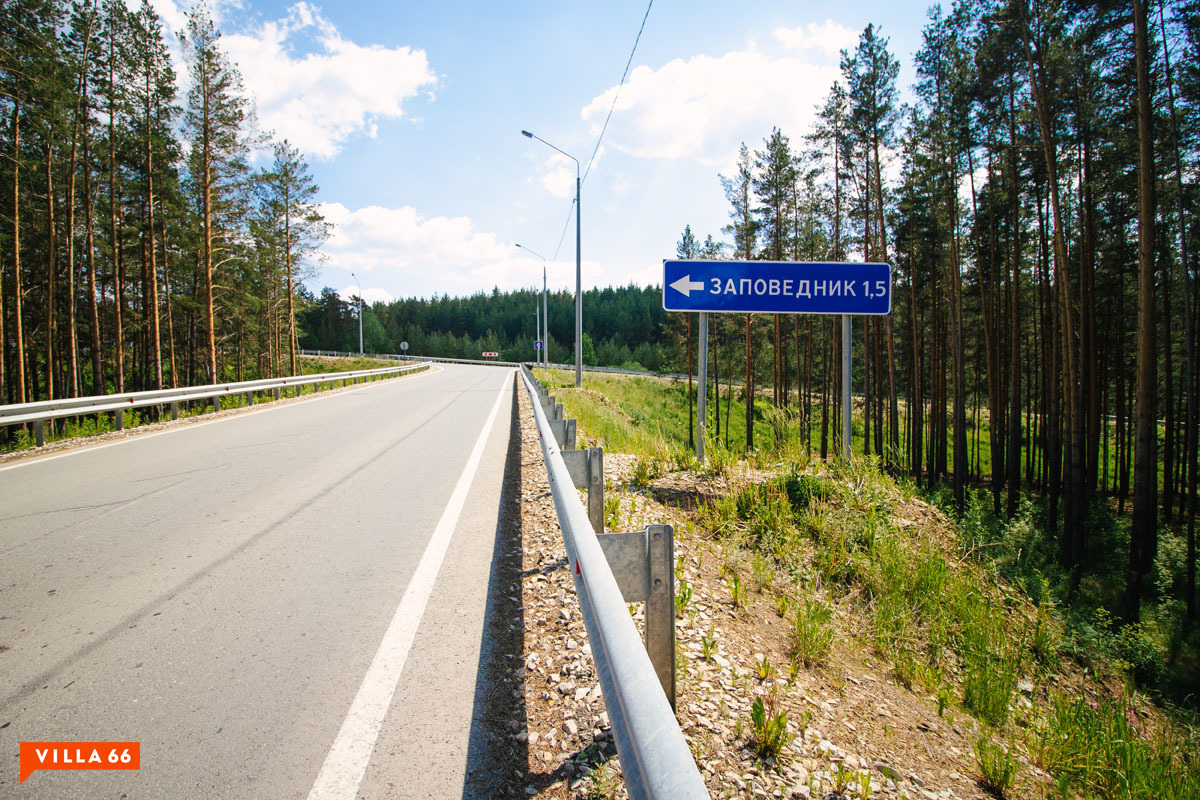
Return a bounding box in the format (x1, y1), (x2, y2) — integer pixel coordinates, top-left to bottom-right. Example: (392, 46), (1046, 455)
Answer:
(521, 130), (533, 138)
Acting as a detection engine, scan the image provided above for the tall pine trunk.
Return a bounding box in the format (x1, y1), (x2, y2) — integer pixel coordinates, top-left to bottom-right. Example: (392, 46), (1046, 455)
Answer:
(1128, 0), (1157, 622)
(10, 102), (27, 403)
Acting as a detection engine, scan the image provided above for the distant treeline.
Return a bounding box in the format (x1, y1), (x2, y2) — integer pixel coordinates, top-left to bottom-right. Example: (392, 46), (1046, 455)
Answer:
(298, 284), (678, 371)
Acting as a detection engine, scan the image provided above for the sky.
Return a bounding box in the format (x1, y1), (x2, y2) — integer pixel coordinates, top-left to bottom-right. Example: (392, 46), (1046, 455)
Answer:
(151, 0), (933, 305)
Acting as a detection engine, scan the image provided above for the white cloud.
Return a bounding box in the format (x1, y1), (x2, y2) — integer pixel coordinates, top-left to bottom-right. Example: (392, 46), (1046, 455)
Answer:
(538, 154), (577, 199)
(314, 202), (640, 299)
(148, 0), (189, 36)
(322, 202), (508, 271)
(773, 20), (858, 58)
(580, 46), (840, 166)
(221, 2), (437, 160)
(339, 285), (395, 305)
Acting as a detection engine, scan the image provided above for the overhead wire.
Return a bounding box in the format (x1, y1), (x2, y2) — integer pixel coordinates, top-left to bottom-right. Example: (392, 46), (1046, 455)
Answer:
(582, 0), (652, 187)
(548, 0), (653, 261)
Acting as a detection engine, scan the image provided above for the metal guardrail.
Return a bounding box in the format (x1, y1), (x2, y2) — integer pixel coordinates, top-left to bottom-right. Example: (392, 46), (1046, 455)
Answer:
(301, 349), (521, 368)
(1, 362), (430, 446)
(299, 348), (694, 380)
(520, 365), (709, 800)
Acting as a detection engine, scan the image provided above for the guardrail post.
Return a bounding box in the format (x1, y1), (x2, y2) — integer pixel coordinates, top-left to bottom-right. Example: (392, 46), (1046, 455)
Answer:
(171, 402), (179, 420)
(274, 388), (281, 401)
(114, 409), (124, 431)
(548, 417), (576, 450)
(246, 392), (255, 406)
(646, 523), (677, 710)
(33, 420), (45, 447)
(595, 524), (677, 709)
(562, 446), (604, 533)
(213, 396), (221, 412)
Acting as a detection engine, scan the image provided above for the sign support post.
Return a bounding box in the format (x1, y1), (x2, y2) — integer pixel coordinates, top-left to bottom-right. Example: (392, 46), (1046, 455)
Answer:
(663, 259), (892, 466)
(697, 312), (708, 462)
(842, 315), (852, 462)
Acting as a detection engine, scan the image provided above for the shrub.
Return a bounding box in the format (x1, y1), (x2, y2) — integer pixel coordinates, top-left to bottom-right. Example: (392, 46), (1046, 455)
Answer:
(1112, 622), (1165, 687)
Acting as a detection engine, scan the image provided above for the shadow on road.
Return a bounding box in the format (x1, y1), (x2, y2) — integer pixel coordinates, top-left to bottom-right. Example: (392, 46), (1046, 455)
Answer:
(462, 376), (529, 798)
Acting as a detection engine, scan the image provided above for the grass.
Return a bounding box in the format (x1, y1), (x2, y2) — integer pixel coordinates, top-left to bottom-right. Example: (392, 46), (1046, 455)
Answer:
(1033, 689), (1200, 799)
(976, 735), (1018, 798)
(543, 368), (1200, 798)
(534, 367), (802, 457)
(790, 596), (834, 666)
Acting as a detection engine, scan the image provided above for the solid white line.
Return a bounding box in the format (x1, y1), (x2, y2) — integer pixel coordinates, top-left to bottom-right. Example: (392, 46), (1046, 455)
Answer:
(305, 378), (508, 800)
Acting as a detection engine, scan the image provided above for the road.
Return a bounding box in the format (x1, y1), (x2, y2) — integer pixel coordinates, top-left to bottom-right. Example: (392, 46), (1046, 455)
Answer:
(0, 363), (517, 798)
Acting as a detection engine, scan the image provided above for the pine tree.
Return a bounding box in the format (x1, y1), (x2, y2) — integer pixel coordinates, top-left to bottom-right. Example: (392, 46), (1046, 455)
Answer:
(753, 127), (796, 412)
(182, 3), (251, 382)
(843, 24), (901, 466)
(253, 140), (329, 376)
(720, 143), (758, 450)
(675, 224), (698, 448)
(129, 0), (176, 389)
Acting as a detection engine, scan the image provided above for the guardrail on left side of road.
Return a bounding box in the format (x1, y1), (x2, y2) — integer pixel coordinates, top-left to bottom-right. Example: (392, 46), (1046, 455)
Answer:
(0, 362), (431, 447)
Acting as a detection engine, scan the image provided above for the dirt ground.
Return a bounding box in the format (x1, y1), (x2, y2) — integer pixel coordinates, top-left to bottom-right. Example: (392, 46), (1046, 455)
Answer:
(503, 377), (1071, 800)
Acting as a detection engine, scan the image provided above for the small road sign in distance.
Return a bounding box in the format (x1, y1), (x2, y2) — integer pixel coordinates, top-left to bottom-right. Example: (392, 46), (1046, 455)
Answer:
(482, 351), (499, 357)
(534, 341), (543, 350)
(663, 260), (891, 316)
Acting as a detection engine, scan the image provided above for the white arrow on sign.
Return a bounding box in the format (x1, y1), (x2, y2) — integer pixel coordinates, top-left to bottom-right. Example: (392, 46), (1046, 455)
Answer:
(669, 274), (705, 297)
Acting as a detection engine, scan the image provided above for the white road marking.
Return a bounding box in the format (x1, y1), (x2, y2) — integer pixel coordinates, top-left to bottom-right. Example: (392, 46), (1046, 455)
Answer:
(305, 379), (508, 800)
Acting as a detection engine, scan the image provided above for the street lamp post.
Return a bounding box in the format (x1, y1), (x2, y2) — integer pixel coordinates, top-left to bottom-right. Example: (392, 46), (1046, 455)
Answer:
(350, 272), (363, 355)
(521, 129), (581, 387)
(515, 243), (549, 367)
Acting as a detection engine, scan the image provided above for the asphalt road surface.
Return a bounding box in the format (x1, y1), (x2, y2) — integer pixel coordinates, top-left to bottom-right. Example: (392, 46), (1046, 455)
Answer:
(0, 363), (516, 798)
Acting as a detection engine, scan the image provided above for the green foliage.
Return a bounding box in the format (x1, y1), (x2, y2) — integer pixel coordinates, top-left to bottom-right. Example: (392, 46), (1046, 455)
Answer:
(975, 736), (1018, 798)
(580, 762), (620, 800)
(300, 283), (673, 371)
(963, 650), (1018, 728)
(546, 370), (1200, 795)
(790, 597), (833, 666)
(675, 575), (693, 618)
(1033, 690), (1200, 798)
(700, 629), (718, 661)
(535, 371), (683, 457)
(728, 570), (749, 609)
(1030, 606), (1060, 668)
(702, 434), (735, 477)
(748, 693), (792, 759)
(830, 761), (854, 795)
(1111, 622), (1166, 687)
(604, 492), (620, 529)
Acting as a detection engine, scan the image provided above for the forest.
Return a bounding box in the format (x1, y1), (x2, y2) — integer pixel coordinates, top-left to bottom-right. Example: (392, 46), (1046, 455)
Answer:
(683, 0), (1200, 634)
(296, 283), (673, 371)
(0, 0), (329, 404)
(3, 0), (1200, 629)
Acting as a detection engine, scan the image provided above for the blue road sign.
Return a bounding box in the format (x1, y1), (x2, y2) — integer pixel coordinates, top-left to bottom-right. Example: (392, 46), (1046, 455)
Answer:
(534, 340), (543, 350)
(662, 260), (892, 315)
